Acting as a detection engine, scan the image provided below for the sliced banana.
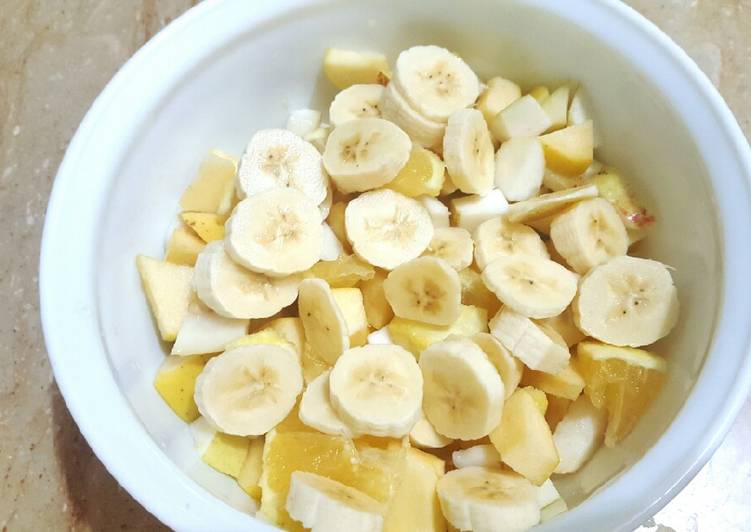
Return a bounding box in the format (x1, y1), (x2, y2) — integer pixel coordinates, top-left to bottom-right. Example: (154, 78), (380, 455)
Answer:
(323, 117), (411, 193)
(473, 217), (549, 270)
(482, 255), (578, 319)
(194, 344), (303, 436)
(443, 108), (495, 194)
(489, 307), (570, 374)
(194, 241), (299, 319)
(298, 278), (350, 365)
(494, 137), (545, 201)
(410, 409), (454, 448)
(505, 183), (599, 224)
(299, 370), (353, 437)
(379, 82), (445, 149)
(236, 128), (328, 205)
(418, 195), (450, 228)
(394, 45), (480, 123)
(383, 256), (462, 326)
(329, 84), (384, 126)
(549, 197), (629, 274)
(345, 189), (434, 270)
(471, 333), (524, 399)
(225, 188), (323, 277)
(452, 444), (502, 469)
(450, 189), (509, 233)
(437, 467), (540, 532)
(574, 256), (679, 347)
(422, 227), (474, 271)
(420, 336), (505, 440)
(329, 344), (423, 437)
(286, 471), (385, 532)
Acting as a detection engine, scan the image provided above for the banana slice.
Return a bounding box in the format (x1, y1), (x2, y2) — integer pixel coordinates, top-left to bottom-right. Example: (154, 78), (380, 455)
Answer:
(345, 189), (434, 270)
(394, 45), (481, 123)
(194, 344), (303, 436)
(482, 255), (578, 319)
(236, 128), (328, 205)
(420, 336), (505, 440)
(443, 108), (495, 194)
(471, 333), (524, 399)
(574, 256), (679, 347)
(225, 188), (323, 277)
(194, 241), (300, 319)
(450, 189), (510, 233)
(489, 307), (570, 374)
(422, 227), (474, 271)
(494, 137), (545, 201)
(418, 195), (450, 228)
(473, 217), (549, 271)
(286, 471), (385, 532)
(505, 183), (599, 224)
(299, 370), (353, 437)
(323, 117), (411, 193)
(383, 256), (462, 326)
(329, 344), (423, 437)
(437, 467), (540, 532)
(452, 444), (502, 469)
(549, 197), (629, 274)
(379, 82), (446, 149)
(298, 278), (350, 365)
(410, 409), (454, 448)
(329, 84), (384, 126)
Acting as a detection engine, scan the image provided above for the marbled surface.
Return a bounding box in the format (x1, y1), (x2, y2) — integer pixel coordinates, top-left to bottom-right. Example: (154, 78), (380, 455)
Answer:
(0, 1), (749, 530)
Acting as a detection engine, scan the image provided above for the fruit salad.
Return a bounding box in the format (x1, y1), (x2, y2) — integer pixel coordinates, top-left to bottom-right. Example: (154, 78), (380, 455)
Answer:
(137, 44), (677, 532)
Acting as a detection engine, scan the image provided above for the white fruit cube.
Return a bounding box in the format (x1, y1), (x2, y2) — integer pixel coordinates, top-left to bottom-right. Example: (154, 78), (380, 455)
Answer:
(179, 150), (237, 215)
(541, 86), (570, 132)
(153, 354), (208, 422)
(452, 444), (501, 469)
(553, 395), (606, 474)
(418, 195), (451, 228)
(450, 189), (509, 233)
(493, 136), (545, 202)
(171, 300), (249, 356)
(476, 76), (522, 124)
(136, 255), (194, 342)
(331, 287), (369, 347)
(323, 48), (390, 89)
(491, 95), (552, 142)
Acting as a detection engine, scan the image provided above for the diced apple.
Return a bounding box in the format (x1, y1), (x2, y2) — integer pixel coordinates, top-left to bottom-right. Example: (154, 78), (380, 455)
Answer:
(451, 444), (501, 469)
(528, 85), (550, 102)
(591, 172), (655, 231)
(552, 395), (606, 474)
(165, 224), (205, 266)
(418, 196), (451, 229)
(536, 478), (562, 508)
(267, 317), (306, 359)
(367, 327), (395, 346)
(458, 269), (501, 317)
(535, 306), (585, 347)
(171, 300), (248, 356)
(541, 498), (568, 522)
(237, 437), (265, 499)
(321, 223), (345, 261)
(521, 363), (585, 401)
(179, 150), (237, 215)
(541, 86), (570, 132)
(181, 212), (226, 242)
(323, 48), (391, 89)
(136, 255), (193, 342)
(476, 77), (522, 125)
(360, 269), (394, 329)
(545, 395), (571, 432)
(539, 121), (593, 177)
(523, 386), (548, 415)
(387, 305), (488, 356)
(202, 431), (252, 478)
(224, 327), (292, 352)
(286, 109), (322, 139)
(153, 354), (210, 422)
(449, 189), (509, 233)
(331, 287), (369, 347)
(491, 95), (552, 142)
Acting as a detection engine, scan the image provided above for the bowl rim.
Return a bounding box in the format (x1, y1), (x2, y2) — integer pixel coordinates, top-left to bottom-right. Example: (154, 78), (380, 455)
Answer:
(39, 0), (751, 531)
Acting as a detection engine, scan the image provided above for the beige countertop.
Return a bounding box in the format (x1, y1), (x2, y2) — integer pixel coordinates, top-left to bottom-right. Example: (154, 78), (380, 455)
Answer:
(0, 1), (749, 530)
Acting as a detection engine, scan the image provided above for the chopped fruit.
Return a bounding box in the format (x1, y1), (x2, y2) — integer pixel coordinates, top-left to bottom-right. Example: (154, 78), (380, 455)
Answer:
(223, 327), (292, 352)
(476, 76), (521, 125)
(553, 395), (606, 474)
(521, 364), (585, 401)
(267, 317), (306, 359)
(592, 172), (655, 231)
(180, 212), (225, 242)
(171, 300), (248, 356)
(523, 386), (549, 415)
(165, 224), (205, 266)
(179, 150), (237, 215)
(304, 254), (376, 288)
(458, 268), (501, 317)
(576, 341), (667, 446)
(449, 189), (509, 233)
(301, 342), (333, 384)
(539, 121), (594, 177)
(323, 48), (391, 89)
(136, 255), (193, 342)
(327, 201), (352, 253)
(545, 395), (571, 433)
(541, 86), (570, 132)
(201, 432), (252, 478)
(360, 269), (394, 329)
(153, 354), (210, 422)
(529, 85), (550, 102)
(387, 144), (446, 198)
(491, 95), (552, 142)
(331, 287), (369, 347)
(535, 306), (585, 348)
(237, 436), (264, 499)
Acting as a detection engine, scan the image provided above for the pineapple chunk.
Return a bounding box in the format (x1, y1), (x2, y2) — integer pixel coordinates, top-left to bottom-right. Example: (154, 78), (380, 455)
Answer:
(458, 268), (501, 317)
(237, 437), (264, 499)
(521, 363), (585, 401)
(323, 48), (391, 89)
(304, 254), (375, 288)
(179, 150), (237, 215)
(476, 77), (521, 125)
(490, 387), (559, 485)
(331, 287), (369, 347)
(539, 121), (594, 177)
(165, 224), (205, 266)
(153, 354), (210, 422)
(180, 212), (225, 242)
(202, 432), (252, 478)
(267, 317), (306, 358)
(387, 305), (488, 356)
(386, 144), (445, 198)
(361, 269), (394, 329)
(528, 85), (550, 102)
(136, 255), (193, 342)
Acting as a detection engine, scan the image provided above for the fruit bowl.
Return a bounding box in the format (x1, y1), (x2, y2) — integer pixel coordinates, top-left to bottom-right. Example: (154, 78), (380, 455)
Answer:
(39, 0), (751, 530)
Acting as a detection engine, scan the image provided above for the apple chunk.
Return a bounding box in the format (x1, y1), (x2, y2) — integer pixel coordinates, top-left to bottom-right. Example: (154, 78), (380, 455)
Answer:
(539, 121), (593, 177)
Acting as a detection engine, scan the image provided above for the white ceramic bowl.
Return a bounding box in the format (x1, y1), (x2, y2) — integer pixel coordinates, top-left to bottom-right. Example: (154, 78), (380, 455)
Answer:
(40, 0), (751, 530)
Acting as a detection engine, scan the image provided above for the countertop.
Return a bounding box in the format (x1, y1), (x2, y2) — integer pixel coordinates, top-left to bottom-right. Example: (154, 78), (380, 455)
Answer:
(0, 1), (749, 530)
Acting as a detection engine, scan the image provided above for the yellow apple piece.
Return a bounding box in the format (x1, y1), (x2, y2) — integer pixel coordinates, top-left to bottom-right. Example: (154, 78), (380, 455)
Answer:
(237, 437), (265, 499)
(476, 76), (521, 125)
(304, 254), (375, 288)
(326, 201), (352, 253)
(528, 85), (550, 102)
(323, 48), (391, 89)
(491, 95), (552, 143)
(179, 150), (237, 215)
(545, 395), (571, 432)
(153, 354), (210, 422)
(180, 212), (226, 242)
(136, 255), (193, 342)
(541, 86), (570, 132)
(267, 317), (306, 359)
(458, 268), (501, 317)
(224, 327), (292, 352)
(523, 386), (548, 415)
(331, 287), (369, 347)
(165, 224), (205, 266)
(539, 121), (593, 177)
(361, 269), (394, 329)
(387, 305), (488, 356)
(202, 432), (252, 478)
(521, 363), (585, 401)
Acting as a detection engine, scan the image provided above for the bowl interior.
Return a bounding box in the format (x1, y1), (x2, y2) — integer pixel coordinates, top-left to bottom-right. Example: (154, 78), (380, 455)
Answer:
(92, 0), (721, 526)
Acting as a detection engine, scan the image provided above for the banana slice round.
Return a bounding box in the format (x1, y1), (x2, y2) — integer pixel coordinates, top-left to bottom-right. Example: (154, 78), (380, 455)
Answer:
(226, 188), (323, 277)
(329, 84), (384, 126)
(345, 189), (434, 270)
(474, 217), (549, 270)
(323, 117), (411, 193)
(236, 128), (328, 205)
(194, 241), (300, 319)
(482, 255), (578, 319)
(420, 336), (505, 440)
(409, 409), (454, 448)
(194, 344), (303, 436)
(494, 136), (545, 202)
(422, 227), (474, 271)
(394, 45), (480, 123)
(443, 108), (495, 194)
(471, 333), (524, 398)
(286, 471), (385, 532)
(329, 344), (423, 438)
(298, 278), (350, 365)
(505, 183), (599, 224)
(574, 256), (679, 347)
(380, 82), (446, 149)
(437, 467), (540, 532)
(549, 197), (629, 274)
(383, 256), (462, 326)
(299, 370), (353, 437)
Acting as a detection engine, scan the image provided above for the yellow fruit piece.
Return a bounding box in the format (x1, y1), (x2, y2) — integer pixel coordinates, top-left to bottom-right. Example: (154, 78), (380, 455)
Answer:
(440, 172), (458, 196)
(592, 172), (655, 231)
(490, 387), (559, 486)
(521, 364), (585, 401)
(545, 395), (571, 432)
(387, 305), (488, 356)
(153, 354), (210, 422)
(529, 85), (550, 102)
(327, 201), (352, 253)
(202, 432), (252, 478)
(361, 269), (394, 329)
(539, 121), (594, 177)
(224, 327), (291, 352)
(386, 144), (446, 198)
(331, 287), (369, 347)
(301, 342), (332, 384)
(576, 341), (666, 447)
(179, 150), (238, 215)
(522, 386), (548, 415)
(384, 448), (446, 532)
(323, 48), (391, 89)
(237, 437), (264, 499)
(165, 224), (205, 266)
(458, 268), (501, 316)
(536, 306), (585, 347)
(304, 254), (375, 288)
(180, 212), (226, 242)
(267, 317), (306, 358)
(476, 76), (521, 125)
(136, 255), (193, 342)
